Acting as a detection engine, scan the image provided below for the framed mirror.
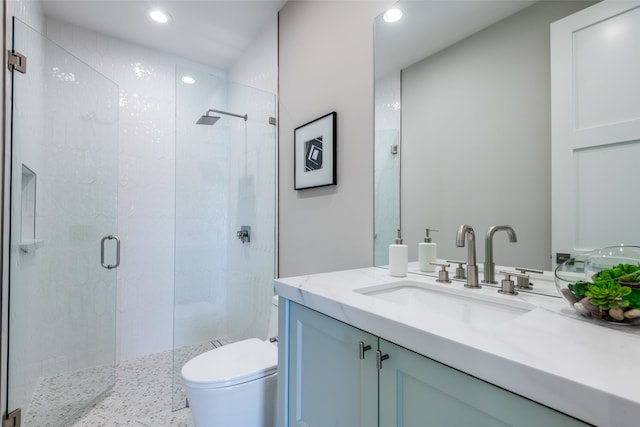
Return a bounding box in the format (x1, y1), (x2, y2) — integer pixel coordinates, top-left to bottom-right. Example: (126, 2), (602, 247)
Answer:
(373, 1), (598, 295)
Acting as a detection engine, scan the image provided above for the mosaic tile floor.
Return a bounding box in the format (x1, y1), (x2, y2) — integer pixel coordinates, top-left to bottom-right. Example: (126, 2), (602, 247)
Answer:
(23, 364), (114, 427)
(72, 348), (194, 427)
(21, 338), (231, 426)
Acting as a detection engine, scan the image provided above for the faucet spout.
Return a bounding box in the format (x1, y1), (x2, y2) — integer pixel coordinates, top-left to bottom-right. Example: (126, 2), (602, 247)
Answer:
(455, 224), (480, 288)
(483, 225), (517, 284)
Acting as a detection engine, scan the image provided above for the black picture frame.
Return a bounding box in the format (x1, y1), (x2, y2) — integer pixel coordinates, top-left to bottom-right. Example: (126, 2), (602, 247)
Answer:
(294, 112), (337, 190)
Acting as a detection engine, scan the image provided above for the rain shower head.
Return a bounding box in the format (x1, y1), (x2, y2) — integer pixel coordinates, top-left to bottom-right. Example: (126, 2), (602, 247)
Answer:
(196, 115), (220, 125)
(196, 108), (248, 125)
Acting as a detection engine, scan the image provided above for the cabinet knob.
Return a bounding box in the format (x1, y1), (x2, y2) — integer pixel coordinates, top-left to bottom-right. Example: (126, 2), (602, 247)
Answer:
(359, 341), (372, 360)
(376, 350), (390, 369)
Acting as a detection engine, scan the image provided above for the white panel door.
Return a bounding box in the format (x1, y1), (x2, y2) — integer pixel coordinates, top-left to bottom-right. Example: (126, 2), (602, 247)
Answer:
(551, 1), (640, 261)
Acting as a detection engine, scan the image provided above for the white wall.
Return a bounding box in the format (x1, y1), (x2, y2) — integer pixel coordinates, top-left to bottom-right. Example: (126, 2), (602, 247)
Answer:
(230, 18), (278, 95)
(278, 0), (393, 277)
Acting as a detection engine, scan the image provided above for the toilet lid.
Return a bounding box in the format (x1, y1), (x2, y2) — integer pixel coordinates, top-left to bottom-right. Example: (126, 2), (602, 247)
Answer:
(182, 338), (277, 389)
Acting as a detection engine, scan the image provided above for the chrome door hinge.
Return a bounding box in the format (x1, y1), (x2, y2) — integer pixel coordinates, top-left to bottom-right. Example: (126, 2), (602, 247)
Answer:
(269, 117), (277, 126)
(8, 50), (26, 73)
(3, 408), (21, 427)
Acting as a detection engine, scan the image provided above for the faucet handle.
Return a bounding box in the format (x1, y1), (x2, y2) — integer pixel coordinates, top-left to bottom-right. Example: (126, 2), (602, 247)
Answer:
(430, 262), (451, 283)
(514, 267), (543, 289)
(446, 259), (467, 279)
(498, 270), (530, 295)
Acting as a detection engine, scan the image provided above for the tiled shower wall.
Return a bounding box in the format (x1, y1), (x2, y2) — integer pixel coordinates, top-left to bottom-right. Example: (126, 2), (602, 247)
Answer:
(226, 19), (278, 341)
(44, 17), (277, 360)
(374, 72), (401, 266)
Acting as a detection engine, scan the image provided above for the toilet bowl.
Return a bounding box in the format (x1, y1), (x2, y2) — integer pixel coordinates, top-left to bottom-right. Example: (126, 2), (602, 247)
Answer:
(182, 296), (279, 427)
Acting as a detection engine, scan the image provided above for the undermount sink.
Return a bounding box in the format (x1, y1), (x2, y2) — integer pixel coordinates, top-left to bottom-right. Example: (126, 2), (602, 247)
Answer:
(354, 280), (536, 325)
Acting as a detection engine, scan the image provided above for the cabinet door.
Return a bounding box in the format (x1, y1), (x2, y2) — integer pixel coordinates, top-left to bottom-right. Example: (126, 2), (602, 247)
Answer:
(378, 340), (589, 427)
(287, 302), (378, 427)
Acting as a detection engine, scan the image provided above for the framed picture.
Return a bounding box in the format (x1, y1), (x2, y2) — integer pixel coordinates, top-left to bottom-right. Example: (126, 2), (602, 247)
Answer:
(294, 112), (337, 190)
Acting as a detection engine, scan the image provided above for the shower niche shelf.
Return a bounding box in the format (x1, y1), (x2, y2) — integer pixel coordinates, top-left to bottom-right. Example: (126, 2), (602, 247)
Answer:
(19, 164), (43, 253)
(19, 239), (44, 254)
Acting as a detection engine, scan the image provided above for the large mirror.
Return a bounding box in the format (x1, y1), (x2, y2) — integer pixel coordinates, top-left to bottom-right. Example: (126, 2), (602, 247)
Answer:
(374, 0), (598, 291)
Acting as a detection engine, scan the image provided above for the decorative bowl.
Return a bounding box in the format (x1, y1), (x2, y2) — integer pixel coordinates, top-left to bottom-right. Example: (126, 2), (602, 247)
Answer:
(555, 245), (640, 325)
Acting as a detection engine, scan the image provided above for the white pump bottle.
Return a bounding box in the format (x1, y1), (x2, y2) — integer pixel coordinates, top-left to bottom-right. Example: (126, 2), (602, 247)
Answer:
(418, 228), (438, 272)
(389, 229), (408, 277)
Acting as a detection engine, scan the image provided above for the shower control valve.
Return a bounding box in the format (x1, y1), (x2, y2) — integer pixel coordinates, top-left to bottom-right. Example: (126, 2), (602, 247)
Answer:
(236, 226), (251, 244)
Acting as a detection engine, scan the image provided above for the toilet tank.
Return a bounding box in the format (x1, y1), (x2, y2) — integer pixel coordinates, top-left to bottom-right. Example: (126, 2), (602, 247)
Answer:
(268, 296), (279, 340)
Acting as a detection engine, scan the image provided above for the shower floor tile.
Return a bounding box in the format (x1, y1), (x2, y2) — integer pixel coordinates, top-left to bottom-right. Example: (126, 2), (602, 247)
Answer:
(72, 349), (194, 427)
(23, 338), (234, 426)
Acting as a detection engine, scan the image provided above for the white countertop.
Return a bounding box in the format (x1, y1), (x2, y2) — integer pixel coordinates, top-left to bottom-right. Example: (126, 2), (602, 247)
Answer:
(275, 267), (640, 427)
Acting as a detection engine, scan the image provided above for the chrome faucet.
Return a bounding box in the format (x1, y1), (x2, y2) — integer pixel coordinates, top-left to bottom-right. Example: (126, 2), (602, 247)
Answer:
(483, 225), (517, 284)
(455, 224), (480, 288)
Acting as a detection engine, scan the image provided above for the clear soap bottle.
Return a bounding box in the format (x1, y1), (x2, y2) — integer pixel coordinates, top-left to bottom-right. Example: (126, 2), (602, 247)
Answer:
(418, 228), (438, 272)
(389, 229), (408, 277)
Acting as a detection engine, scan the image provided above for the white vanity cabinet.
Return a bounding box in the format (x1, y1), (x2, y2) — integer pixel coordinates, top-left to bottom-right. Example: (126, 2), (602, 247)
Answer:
(285, 300), (378, 426)
(283, 300), (590, 427)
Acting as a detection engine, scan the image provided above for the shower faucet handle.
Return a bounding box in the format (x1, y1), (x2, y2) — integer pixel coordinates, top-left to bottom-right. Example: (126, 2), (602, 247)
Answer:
(236, 226), (251, 243)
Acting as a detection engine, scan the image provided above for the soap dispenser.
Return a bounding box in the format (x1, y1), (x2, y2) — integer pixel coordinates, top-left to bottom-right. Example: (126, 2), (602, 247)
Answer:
(389, 229), (408, 277)
(418, 228), (438, 272)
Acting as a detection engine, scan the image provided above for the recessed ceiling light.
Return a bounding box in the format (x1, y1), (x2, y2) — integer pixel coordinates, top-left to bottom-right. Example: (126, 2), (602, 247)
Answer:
(181, 76), (196, 84)
(383, 8), (403, 23)
(149, 9), (170, 24)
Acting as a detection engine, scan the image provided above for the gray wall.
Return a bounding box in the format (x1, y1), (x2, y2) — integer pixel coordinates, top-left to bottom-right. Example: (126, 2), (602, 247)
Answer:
(278, 0), (392, 277)
(401, 1), (591, 270)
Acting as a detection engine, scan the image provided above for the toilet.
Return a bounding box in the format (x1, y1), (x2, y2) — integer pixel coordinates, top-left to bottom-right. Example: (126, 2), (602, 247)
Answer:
(182, 296), (279, 427)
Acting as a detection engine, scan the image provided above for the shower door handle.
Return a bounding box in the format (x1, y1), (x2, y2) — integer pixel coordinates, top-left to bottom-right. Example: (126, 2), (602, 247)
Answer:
(101, 235), (120, 269)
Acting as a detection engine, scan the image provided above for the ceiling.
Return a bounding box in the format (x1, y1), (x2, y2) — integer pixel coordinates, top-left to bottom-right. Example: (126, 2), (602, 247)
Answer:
(40, 0), (288, 71)
(40, 0), (540, 76)
(375, 0), (537, 77)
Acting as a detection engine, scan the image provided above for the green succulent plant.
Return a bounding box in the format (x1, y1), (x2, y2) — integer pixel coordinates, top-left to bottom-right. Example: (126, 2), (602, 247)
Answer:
(595, 263), (640, 283)
(566, 263), (640, 308)
(624, 288), (640, 309)
(585, 279), (632, 310)
(568, 281), (589, 299)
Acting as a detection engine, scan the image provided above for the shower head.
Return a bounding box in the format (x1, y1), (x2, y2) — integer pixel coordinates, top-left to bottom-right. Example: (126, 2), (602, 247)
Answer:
(197, 108), (248, 126)
(196, 114), (220, 125)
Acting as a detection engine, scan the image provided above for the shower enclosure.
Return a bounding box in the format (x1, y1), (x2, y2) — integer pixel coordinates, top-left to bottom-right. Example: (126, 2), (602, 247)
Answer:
(6, 19), (119, 426)
(172, 67), (276, 409)
(374, 72), (401, 266)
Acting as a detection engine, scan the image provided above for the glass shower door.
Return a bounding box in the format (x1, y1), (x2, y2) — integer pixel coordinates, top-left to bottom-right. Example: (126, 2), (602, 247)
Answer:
(172, 69), (276, 410)
(6, 19), (119, 426)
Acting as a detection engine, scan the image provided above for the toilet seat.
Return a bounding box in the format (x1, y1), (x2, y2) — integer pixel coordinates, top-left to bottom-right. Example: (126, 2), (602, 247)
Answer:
(182, 338), (277, 390)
